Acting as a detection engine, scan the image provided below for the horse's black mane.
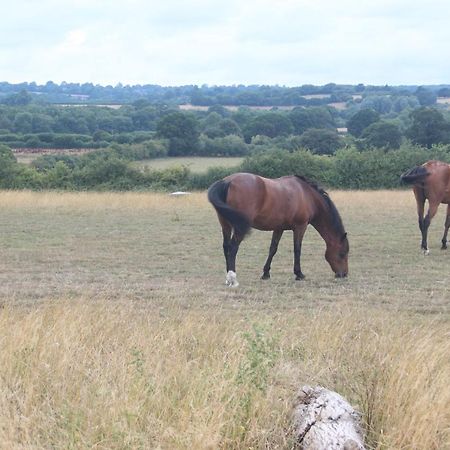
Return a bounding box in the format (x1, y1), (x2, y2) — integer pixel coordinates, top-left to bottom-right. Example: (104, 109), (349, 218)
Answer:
(294, 175), (346, 236)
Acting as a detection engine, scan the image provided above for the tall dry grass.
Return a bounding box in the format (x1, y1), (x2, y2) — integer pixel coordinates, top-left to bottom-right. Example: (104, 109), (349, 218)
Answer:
(0, 299), (448, 449)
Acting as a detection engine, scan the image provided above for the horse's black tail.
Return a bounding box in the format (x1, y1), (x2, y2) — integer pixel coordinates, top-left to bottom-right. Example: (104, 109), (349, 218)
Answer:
(207, 180), (251, 237)
(400, 165), (429, 184)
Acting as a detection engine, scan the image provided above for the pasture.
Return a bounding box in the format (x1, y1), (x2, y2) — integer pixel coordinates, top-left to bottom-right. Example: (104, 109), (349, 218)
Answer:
(13, 148), (94, 165)
(0, 190), (448, 449)
(132, 156), (244, 173)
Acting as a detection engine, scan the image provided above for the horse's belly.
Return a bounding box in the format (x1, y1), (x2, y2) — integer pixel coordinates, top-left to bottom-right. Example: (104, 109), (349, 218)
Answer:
(253, 222), (293, 232)
(252, 215), (295, 231)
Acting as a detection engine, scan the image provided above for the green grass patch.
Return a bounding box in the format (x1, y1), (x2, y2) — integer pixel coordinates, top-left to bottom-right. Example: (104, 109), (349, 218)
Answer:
(132, 156), (244, 173)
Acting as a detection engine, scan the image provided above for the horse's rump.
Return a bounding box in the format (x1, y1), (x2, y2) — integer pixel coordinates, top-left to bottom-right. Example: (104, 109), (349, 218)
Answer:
(401, 165), (429, 184)
(207, 179), (251, 237)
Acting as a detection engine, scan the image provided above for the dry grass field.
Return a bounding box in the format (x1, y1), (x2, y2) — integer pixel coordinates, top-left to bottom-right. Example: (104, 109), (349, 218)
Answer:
(0, 190), (449, 449)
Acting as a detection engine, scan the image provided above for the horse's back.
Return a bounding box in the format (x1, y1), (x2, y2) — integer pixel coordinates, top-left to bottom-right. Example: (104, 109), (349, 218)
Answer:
(223, 173), (314, 230)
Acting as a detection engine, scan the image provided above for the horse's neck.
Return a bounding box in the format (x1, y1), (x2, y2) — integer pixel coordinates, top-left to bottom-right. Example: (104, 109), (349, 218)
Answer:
(310, 206), (339, 247)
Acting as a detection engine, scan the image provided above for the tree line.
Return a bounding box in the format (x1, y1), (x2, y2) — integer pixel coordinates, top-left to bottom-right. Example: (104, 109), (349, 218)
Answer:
(1, 92), (450, 156)
(0, 81), (448, 107)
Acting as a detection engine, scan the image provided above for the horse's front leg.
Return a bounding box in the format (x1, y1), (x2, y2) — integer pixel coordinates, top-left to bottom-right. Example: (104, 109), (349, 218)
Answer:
(261, 229), (284, 280)
(293, 224), (307, 280)
(226, 232), (244, 287)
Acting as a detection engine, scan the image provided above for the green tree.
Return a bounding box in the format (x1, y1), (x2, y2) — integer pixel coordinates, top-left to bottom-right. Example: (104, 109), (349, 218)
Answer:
(156, 112), (200, 156)
(407, 107), (450, 148)
(298, 128), (344, 155)
(360, 121), (402, 149)
(131, 106), (157, 130)
(415, 87), (437, 106)
(219, 118), (241, 136)
(13, 112), (33, 133)
(437, 87), (450, 97)
(347, 109), (380, 137)
(289, 107), (335, 135)
(32, 114), (54, 133)
(202, 112), (223, 137)
(3, 90), (33, 106)
(207, 104), (230, 117)
(359, 96), (392, 114)
(242, 112), (293, 143)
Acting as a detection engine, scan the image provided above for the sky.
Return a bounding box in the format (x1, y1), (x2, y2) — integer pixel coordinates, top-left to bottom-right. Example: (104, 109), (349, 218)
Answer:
(1, 0), (449, 87)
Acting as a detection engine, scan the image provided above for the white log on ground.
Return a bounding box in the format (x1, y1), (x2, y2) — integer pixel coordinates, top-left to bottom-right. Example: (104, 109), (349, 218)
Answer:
(293, 385), (365, 450)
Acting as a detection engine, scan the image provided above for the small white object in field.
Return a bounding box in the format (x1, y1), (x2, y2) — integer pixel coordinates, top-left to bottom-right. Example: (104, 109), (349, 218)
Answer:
(169, 191), (191, 196)
(293, 385), (365, 450)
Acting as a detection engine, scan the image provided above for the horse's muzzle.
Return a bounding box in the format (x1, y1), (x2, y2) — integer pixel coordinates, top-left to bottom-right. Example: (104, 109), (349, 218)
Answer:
(335, 272), (348, 278)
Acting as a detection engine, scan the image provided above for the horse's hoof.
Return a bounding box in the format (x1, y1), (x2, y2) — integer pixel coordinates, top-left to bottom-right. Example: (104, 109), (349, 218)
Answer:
(225, 271), (239, 287)
(441, 244), (447, 250)
(295, 274), (305, 281)
(261, 273), (270, 280)
(423, 248), (430, 256)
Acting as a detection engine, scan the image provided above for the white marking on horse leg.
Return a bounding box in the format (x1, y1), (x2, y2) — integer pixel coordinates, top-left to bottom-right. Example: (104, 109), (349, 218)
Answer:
(423, 248), (430, 256)
(225, 270), (239, 287)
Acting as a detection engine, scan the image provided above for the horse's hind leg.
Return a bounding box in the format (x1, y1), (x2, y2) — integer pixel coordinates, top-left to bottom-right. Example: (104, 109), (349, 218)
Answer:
(441, 204), (450, 250)
(293, 224), (307, 280)
(261, 229), (284, 280)
(220, 220), (232, 272)
(226, 232), (244, 287)
(414, 186), (426, 251)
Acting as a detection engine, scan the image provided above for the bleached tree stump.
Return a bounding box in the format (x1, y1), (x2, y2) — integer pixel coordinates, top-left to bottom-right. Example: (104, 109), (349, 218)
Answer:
(293, 385), (365, 450)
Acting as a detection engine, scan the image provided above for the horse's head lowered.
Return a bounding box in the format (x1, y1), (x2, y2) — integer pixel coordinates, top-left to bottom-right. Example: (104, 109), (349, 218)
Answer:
(325, 232), (349, 278)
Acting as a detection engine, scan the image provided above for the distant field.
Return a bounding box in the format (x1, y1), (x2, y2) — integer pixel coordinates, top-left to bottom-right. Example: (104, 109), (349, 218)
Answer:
(0, 190), (448, 449)
(14, 148), (93, 165)
(133, 156), (244, 173)
(179, 104), (297, 111)
(14, 151), (244, 173)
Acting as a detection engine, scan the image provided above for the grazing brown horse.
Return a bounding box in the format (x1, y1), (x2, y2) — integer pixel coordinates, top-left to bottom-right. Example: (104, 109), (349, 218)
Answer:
(401, 160), (450, 254)
(207, 173), (349, 287)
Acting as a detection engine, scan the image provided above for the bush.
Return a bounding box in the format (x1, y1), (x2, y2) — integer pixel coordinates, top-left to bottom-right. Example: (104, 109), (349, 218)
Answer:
(188, 166), (237, 190)
(0, 133), (22, 143)
(332, 144), (450, 188)
(53, 134), (93, 148)
(32, 154), (79, 172)
(74, 155), (142, 190)
(240, 149), (334, 185)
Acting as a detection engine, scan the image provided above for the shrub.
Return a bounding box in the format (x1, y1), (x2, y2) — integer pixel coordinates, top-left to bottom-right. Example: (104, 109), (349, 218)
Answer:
(188, 166), (237, 190)
(240, 149), (334, 185)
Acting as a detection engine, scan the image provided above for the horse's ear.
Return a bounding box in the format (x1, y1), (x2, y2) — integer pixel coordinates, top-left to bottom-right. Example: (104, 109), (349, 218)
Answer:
(341, 232), (347, 242)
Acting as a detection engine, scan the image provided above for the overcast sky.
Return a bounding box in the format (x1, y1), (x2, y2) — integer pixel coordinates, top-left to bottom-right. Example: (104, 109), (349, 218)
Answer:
(1, 0), (449, 86)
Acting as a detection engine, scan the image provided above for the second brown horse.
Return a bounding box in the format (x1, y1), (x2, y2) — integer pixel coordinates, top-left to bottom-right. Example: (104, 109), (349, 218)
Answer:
(208, 173), (349, 287)
(401, 160), (450, 253)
